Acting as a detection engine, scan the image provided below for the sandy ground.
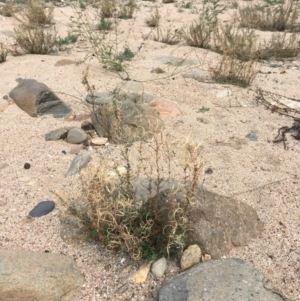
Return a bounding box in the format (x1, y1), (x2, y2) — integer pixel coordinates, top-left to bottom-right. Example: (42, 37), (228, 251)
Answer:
(0, 1), (300, 300)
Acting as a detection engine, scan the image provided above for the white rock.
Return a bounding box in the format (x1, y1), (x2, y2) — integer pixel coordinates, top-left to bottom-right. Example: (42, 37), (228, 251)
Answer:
(151, 257), (167, 278)
(91, 137), (108, 145)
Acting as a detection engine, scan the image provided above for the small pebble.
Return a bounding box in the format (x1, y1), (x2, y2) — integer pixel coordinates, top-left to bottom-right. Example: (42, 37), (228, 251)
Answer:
(62, 150), (67, 154)
(24, 163), (31, 169)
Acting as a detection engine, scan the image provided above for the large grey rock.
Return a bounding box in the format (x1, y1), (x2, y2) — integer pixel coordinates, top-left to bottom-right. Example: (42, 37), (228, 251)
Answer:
(92, 99), (163, 144)
(0, 249), (84, 301)
(65, 152), (91, 177)
(186, 189), (264, 258)
(133, 180), (263, 259)
(157, 258), (285, 301)
(9, 78), (71, 118)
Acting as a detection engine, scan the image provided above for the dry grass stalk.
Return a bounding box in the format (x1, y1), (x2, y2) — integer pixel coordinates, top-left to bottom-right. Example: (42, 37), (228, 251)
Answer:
(237, 0), (300, 32)
(210, 55), (259, 87)
(153, 26), (181, 45)
(100, 0), (116, 18)
(145, 6), (160, 27)
(0, 42), (8, 63)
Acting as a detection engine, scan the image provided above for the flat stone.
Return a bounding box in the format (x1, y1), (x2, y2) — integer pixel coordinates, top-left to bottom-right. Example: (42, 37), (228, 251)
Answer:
(67, 128), (87, 144)
(149, 98), (182, 118)
(91, 137), (108, 145)
(9, 78), (71, 118)
(180, 244), (201, 271)
(182, 70), (212, 82)
(0, 249), (84, 301)
(45, 128), (69, 141)
(65, 152), (91, 177)
(29, 200), (55, 217)
(157, 258), (285, 301)
(155, 56), (197, 66)
(151, 257), (167, 278)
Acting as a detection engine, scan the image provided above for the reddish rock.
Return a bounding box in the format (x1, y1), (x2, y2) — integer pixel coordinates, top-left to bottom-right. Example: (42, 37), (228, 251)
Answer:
(149, 98), (182, 118)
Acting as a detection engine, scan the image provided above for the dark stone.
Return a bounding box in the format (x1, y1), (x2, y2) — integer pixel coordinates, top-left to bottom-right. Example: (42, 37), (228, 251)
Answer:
(81, 120), (94, 131)
(62, 150), (67, 155)
(24, 163), (31, 169)
(205, 167), (213, 174)
(9, 78), (71, 118)
(3, 95), (8, 100)
(45, 128), (70, 141)
(157, 258), (285, 301)
(29, 200), (55, 217)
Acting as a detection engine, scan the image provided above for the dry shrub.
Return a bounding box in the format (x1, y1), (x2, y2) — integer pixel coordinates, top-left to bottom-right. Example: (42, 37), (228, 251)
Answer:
(153, 26), (181, 45)
(14, 24), (57, 54)
(0, 42), (8, 63)
(210, 55), (259, 87)
(0, 0), (16, 17)
(214, 24), (258, 61)
(145, 6), (160, 27)
(63, 134), (203, 260)
(100, 0), (116, 18)
(237, 0), (300, 32)
(118, 0), (137, 19)
(14, 0), (54, 26)
(257, 32), (300, 59)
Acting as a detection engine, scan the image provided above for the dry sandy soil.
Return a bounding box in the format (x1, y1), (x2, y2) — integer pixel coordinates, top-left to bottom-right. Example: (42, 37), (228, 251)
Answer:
(0, 1), (300, 300)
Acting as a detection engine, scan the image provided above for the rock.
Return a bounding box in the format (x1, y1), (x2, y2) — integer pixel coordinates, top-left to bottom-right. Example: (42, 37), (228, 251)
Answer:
(69, 145), (84, 155)
(65, 152), (91, 177)
(157, 258), (285, 301)
(133, 181), (263, 259)
(186, 188), (264, 258)
(151, 257), (167, 278)
(86, 90), (156, 105)
(180, 245), (201, 271)
(92, 99), (163, 144)
(119, 265), (132, 278)
(155, 56), (197, 66)
(132, 261), (152, 283)
(74, 114), (91, 122)
(0, 249), (84, 301)
(64, 110), (76, 121)
(0, 99), (8, 112)
(182, 70), (212, 82)
(91, 137), (108, 145)
(216, 89), (231, 99)
(45, 128), (70, 141)
(246, 131), (258, 141)
(203, 254), (211, 261)
(81, 120), (94, 131)
(0, 163), (9, 170)
(117, 80), (144, 93)
(149, 98), (182, 118)
(67, 128), (87, 144)
(9, 78), (71, 118)
(55, 59), (76, 66)
(29, 200), (55, 217)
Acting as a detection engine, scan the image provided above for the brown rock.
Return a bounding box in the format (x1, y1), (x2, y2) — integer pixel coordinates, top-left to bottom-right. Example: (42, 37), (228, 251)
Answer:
(9, 78), (71, 118)
(149, 98), (182, 118)
(132, 262), (153, 283)
(65, 111), (76, 121)
(180, 244), (201, 271)
(0, 249), (85, 301)
(74, 113), (92, 122)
